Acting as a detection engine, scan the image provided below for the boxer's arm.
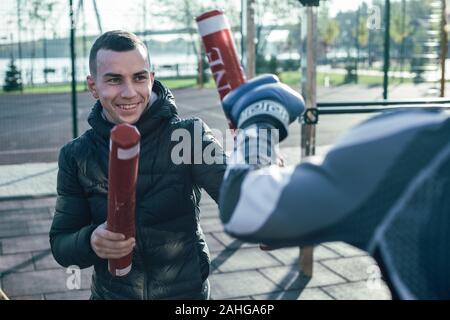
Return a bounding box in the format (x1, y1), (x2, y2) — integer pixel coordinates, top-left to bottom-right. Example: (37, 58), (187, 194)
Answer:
(220, 110), (449, 247)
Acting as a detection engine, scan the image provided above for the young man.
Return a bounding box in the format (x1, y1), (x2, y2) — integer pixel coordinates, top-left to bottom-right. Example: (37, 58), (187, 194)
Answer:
(218, 74), (450, 299)
(49, 31), (227, 299)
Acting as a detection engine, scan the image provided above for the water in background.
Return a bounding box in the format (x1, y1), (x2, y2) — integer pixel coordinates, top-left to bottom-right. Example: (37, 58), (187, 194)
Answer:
(0, 54), (198, 86)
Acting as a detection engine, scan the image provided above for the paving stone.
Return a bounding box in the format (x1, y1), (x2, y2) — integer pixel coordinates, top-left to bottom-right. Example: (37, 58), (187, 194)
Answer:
(200, 206), (219, 218)
(200, 198), (218, 207)
(211, 247), (282, 272)
(204, 233), (225, 253)
(0, 207), (51, 223)
(0, 252), (35, 273)
(2, 234), (50, 254)
(0, 200), (27, 211)
(200, 192), (216, 205)
(0, 221), (28, 238)
(27, 219), (52, 235)
(45, 289), (91, 300)
(200, 217), (225, 233)
(0, 165), (57, 200)
(21, 198), (56, 209)
(3, 267), (93, 297)
(314, 245), (343, 261)
(322, 242), (367, 257)
(266, 245), (339, 265)
(228, 296), (253, 300)
(10, 294), (44, 300)
(209, 251), (223, 274)
(0, 219), (52, 238)
(32, 250), (60, 270)
(322, 280), (391, 300)
(210, 271), (280, 299)
(47, 207), (56, 217)
(200, 201), (218, 210)
(321, 256), (379, 282)
(258, 263), (346, 290)
(252, 288), (334, 300)
(212, 231), (259, 250)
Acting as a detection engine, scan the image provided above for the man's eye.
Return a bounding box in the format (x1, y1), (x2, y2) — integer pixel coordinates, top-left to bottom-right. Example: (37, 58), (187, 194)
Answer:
(108, 78), (121, 84)
(135, 75), (148, 81)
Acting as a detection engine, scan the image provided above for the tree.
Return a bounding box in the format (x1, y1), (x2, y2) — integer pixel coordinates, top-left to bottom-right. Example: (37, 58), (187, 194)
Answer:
(152, 0), (239, 82)
(3, 60), (23, 92)
(319, 18), (340, 63)
(390, 7), (412, 45)
(24, 0), (56, 84)
(252, 0), (302, 74)
(154, 0), (238, 57)
(318, 2), (339, 63)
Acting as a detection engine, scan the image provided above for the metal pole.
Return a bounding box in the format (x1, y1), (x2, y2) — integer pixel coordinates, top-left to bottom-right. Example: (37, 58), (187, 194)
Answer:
(400, 0), (406, 83)
(198, 38), (204, 88)
(16, 0), (23, 91)
(241, 0), (245, 67)
(383, 0), (390, 100)
(143, 0), (147, 35)
(299, 5), (317, 278)
(81, 0), (88, 91)
(92, 0), (103, 34)
(43, 21), (48, 84)
(246, 0), (256, 79)
(70, 0), (78, 139)
(301, 7), (317, 157)
(355, 5), (360, 84)
(440, 0), (447, 97)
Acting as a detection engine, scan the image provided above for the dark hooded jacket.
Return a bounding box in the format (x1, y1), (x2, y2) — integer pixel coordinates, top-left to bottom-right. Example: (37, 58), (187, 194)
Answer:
(49, 80), (227, 299)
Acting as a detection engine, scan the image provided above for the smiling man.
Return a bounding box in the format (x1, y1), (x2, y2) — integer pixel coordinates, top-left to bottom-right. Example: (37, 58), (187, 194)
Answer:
(86, 43), (152, 125)
(49, 31), (227, 300)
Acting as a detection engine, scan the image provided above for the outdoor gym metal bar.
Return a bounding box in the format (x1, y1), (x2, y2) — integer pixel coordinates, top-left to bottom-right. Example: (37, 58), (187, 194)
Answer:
(302, 104), (450, 125)
(318, 98), (450, 107)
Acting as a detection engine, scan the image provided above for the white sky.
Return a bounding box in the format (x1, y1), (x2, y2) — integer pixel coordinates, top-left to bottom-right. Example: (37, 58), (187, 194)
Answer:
(328, 0), (370, 17)
(0, 0), (372, 43)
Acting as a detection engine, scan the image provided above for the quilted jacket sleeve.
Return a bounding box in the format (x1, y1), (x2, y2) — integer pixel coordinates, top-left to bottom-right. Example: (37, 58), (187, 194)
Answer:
(190, 118), (228, 203)
(49, 144), (102, 269)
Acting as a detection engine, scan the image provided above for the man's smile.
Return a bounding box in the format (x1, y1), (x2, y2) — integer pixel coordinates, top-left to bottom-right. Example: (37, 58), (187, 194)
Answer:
(116, 102), (141, 111)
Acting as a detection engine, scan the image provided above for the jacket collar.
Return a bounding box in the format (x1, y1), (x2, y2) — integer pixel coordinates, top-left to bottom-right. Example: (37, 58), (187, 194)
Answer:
(87, 79), (178, 140)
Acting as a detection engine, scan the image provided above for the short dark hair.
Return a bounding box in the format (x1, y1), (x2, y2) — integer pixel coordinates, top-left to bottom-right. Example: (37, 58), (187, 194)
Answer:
(89, 30), (151, 76)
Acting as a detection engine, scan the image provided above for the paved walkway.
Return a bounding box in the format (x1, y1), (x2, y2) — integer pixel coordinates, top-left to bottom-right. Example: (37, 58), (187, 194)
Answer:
(0, 144), (391, 300)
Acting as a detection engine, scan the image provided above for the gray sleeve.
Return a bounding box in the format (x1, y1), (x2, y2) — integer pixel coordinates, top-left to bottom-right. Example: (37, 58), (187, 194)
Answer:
(219, 110), (449, 245)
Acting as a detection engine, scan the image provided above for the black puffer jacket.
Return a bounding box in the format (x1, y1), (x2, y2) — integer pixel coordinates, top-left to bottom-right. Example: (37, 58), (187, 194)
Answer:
(49, 80), (227, 299)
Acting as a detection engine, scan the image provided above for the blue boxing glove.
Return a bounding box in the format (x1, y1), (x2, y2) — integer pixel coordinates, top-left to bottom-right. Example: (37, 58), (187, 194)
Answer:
(222, 74), (305, 141)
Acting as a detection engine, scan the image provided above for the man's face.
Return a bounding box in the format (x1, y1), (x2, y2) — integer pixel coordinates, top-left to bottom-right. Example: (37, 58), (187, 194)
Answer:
(87, 46), (154, 124)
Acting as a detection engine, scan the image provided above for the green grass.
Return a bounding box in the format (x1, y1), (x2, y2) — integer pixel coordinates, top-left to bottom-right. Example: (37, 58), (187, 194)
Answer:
(1, 83), (88, 95)
(280, 71), (347, 87)
(158, 77), (216, 89)
(158, 77), (198, 89)
(279, 70), (413, 87)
